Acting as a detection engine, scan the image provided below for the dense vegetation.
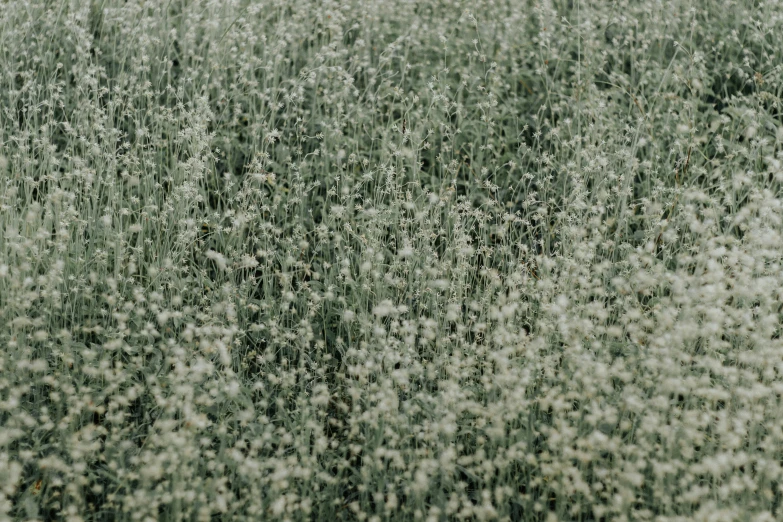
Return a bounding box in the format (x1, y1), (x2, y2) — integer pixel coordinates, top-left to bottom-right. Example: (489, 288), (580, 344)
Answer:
(2, 0), (783, 520)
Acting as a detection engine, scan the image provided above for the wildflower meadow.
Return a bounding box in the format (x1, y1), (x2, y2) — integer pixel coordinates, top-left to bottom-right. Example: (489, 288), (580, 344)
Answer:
(2, 0), (783, 520)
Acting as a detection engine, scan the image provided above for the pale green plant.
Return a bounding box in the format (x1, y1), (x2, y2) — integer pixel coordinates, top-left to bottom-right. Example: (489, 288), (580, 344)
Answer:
(1, 0), (783, 521)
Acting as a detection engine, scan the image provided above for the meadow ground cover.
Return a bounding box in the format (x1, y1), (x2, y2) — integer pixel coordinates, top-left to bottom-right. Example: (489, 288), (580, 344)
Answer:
(2, 0), (783, 520)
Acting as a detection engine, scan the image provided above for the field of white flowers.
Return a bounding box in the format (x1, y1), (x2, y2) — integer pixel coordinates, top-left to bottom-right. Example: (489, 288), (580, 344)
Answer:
(2, 0), (783, 520)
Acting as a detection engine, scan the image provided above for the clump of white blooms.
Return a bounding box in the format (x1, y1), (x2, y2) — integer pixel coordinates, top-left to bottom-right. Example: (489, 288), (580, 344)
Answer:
(2, 0), (783, 520)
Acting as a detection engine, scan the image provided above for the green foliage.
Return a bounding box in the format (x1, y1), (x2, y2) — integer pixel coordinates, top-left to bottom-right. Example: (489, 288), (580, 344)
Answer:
(1, 0), (783, 520)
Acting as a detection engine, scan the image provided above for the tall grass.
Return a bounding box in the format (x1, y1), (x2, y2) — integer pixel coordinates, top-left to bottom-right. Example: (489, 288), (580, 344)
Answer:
(2, 0), (783, 520)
